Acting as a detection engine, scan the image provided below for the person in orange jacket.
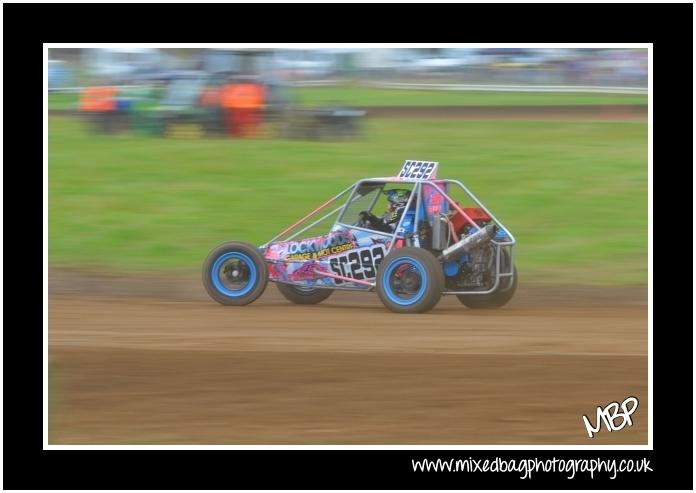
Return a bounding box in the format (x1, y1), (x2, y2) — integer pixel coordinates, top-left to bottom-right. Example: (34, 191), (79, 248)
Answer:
(221, 79), (265, 137)
(80, 85), (118, 133)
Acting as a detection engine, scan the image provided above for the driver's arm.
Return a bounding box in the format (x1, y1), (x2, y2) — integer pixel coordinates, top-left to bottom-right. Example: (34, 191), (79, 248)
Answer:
(384, 206), (406, 226)
(359, 211), (392, 233)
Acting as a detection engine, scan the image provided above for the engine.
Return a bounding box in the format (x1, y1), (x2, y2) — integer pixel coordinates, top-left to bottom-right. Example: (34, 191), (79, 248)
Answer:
(445, 245), (496, 290)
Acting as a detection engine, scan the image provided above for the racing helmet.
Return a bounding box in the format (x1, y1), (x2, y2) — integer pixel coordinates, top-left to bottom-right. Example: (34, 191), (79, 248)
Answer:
(384, 189), (411, 208)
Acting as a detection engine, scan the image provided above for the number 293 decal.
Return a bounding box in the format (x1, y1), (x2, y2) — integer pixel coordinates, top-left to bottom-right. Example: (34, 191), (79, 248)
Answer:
(329, 246), (385, 284)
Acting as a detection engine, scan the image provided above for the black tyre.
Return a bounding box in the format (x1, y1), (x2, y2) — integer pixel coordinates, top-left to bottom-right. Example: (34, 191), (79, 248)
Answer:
(376, 247), (445, 313)
(202, 241), (268, 306)
(457, 264), (518, 309)
(276, 283), (333, 304)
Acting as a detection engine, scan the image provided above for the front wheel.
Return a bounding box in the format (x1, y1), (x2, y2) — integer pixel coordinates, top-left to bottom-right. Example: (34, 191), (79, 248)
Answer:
(202, 241), (268, 305)
(376, 247), (444, 313)
(276, 283), (333, 304)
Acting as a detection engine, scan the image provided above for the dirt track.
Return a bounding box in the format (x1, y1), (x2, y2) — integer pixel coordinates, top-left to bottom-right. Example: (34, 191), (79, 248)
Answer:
(48, 271), (648, 445)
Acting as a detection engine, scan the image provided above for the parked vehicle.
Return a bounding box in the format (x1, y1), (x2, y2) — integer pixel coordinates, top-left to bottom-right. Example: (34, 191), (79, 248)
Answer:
(48, 60), (74, 91)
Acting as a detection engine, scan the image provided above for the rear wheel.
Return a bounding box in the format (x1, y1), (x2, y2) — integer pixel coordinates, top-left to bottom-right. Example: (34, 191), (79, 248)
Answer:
(376, 247), (444, 313)
(202, 241), (268, 306)
(276, 283), (333, 304)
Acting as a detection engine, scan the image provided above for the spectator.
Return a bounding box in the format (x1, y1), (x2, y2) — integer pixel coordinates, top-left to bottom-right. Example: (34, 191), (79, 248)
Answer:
(221, 78), (266, 137)
(80, 85), (118, 133)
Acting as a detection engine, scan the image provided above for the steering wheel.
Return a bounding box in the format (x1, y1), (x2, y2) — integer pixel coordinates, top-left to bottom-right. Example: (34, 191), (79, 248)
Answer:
(357, 211), (395, 234)
(357, 210), (377, 229)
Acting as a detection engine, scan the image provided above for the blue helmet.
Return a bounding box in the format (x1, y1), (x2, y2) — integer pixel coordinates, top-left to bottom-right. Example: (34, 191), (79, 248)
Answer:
(384, 189), (411, 207)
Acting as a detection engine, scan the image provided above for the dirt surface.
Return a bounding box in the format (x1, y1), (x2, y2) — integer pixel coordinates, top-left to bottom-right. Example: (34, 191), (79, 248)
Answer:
(48, 270), (648, 445)
(49, 105), (647, 121)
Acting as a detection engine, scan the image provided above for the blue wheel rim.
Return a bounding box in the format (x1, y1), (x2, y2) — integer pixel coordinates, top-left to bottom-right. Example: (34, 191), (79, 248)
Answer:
(382, 256), (427, 306)
(211, 252), (257, 297)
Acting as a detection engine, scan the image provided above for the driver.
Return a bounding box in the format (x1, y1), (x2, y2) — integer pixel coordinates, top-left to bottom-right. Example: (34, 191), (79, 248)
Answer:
(359, 189), (411, 233)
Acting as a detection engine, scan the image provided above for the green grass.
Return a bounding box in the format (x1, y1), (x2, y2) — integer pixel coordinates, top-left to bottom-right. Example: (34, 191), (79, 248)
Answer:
(294, 86), (648, 106)
(48, 92), (81, 110)
(48, 86), (648, 110)
(48, 116), (647, 285)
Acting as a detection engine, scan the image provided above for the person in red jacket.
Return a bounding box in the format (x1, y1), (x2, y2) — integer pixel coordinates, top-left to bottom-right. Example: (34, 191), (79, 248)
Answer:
(80, 85), (118, 133)
(221, 79), (265, 137)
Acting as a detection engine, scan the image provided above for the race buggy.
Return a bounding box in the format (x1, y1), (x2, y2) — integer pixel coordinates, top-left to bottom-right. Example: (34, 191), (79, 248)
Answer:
(203, 160), (517, 313)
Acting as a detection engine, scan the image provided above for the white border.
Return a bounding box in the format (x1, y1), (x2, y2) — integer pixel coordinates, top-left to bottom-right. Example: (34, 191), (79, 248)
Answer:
(11, 0), (695, 3)
(43, 43), (50, 452)
(48, 42), (650, 49)
(0, 0), (4, 472)
(10, 0), (696, 3)
(44, 43), (652, 451)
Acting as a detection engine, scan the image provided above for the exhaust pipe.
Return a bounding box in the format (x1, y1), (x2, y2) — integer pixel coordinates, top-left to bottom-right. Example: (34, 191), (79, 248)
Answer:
(439, 224), (497, 261)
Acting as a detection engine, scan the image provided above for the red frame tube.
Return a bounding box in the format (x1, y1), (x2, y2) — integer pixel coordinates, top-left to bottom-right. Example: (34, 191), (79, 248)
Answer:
(425, 182), (480, 230)
(274, 196), (338, 240)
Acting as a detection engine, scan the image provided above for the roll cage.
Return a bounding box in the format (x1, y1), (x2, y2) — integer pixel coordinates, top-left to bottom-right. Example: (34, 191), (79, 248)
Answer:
(260, 176), (516, 295)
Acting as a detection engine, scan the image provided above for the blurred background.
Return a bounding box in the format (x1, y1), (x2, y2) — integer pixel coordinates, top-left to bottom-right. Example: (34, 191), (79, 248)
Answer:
(48, 48), (648, 445)
(48, 47), (647, 285)
(49, 47), (649, 89)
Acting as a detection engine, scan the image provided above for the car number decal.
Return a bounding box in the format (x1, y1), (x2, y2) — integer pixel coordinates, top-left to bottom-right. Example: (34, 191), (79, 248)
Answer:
(329, 246), (385, 284)
(398, 160), (438, 180)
